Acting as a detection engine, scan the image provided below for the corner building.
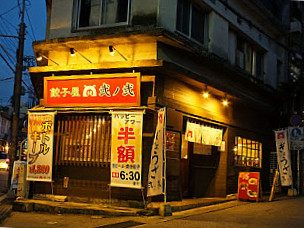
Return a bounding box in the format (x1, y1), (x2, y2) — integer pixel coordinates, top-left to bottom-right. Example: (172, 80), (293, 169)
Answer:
(28, 0), (290, 201)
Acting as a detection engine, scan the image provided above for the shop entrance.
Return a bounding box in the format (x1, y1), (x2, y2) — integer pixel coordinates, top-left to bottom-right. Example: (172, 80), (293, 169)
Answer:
(181, 140), (220, 198)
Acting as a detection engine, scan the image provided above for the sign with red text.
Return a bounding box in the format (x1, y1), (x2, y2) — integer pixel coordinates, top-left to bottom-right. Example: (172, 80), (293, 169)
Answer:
(147, 108), (166, 197)
(27, 112), (55, 182)
(44, 73), (141, 107)
(275, 129), (293, 186)
(237, 172), (260, 201)
(110, 111), (143, 189)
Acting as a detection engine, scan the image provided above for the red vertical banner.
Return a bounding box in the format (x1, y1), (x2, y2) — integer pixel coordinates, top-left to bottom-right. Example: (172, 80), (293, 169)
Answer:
(237, 172), (260, 201)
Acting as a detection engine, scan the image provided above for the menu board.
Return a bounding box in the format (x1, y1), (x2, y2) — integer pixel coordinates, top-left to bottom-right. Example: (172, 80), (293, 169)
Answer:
(237, 172), (260, 201)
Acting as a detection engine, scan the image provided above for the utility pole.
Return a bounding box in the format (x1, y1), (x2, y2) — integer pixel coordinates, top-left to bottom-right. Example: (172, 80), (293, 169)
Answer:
(8, 0), (26, 189)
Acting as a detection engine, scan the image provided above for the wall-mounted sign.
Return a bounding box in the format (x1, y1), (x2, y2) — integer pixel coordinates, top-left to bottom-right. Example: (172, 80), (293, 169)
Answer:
(44, 73), (141, 107)
(110, 111), (143, 189)
(237, 172), (260, 201)
(27, 112), (55, 182)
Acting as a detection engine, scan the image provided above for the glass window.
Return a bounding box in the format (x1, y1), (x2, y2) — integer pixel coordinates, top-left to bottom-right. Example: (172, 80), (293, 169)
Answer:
(236, 38), (264, 78)
(176, 0), (206, 44)
(233, 136), (262, 168)
(77, 0), (129, 28)
(55, 114), (111, 166)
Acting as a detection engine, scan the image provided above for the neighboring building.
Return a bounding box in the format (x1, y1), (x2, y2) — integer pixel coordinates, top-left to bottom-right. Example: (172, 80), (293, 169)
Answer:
(28, 0), (291, 202)
(0, 110), (11, 152)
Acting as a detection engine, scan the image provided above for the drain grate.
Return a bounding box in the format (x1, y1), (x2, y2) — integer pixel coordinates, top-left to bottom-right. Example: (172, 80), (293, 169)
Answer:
(96, 220), (145, 228)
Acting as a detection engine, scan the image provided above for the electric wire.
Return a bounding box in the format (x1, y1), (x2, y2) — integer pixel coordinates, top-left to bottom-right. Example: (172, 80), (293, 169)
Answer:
(25, 7), (36, 41)
(0, 5), (19, 17)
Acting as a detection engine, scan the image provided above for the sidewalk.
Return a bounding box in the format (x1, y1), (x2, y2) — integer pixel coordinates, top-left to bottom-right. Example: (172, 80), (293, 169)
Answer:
(0, 194), (12, 224)
(12, 196), (235, 217)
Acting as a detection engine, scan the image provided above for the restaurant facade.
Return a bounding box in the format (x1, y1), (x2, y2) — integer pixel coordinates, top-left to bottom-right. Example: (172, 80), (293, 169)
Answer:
(26, 0), (288, 202)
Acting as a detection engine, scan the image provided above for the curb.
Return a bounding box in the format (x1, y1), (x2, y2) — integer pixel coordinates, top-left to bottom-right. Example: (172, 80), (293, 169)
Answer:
(13, 199), (146, 217)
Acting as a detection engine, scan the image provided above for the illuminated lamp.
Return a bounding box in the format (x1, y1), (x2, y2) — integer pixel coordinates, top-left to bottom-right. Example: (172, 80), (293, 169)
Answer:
(35, 52), (59, 66)
(108, 45), (128, 61)
(203, 85), (209, 98)
(69, 48), (92, 63)
(222, 94), (229, 106)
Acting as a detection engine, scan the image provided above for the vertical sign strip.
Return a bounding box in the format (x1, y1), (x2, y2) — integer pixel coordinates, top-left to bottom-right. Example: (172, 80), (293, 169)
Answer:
(110, 111), (143, 189)
(27, 112), (55, 182)
(275, 129), (293, 186)
(147, 108), (165, 197)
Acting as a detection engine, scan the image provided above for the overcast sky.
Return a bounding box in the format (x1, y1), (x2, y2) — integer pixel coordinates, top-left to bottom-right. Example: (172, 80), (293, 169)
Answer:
(0, 0), (46, 106)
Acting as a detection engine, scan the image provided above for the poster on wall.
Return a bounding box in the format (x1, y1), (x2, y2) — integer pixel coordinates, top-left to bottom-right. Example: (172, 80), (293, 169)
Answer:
(147, 108), (166, 197)
(275, 129), (293, 186)
(110, 111), (143, 189)
(237, 172), (260, 201)
(288, 127), (304, 150)
(27, 112), (55, 182)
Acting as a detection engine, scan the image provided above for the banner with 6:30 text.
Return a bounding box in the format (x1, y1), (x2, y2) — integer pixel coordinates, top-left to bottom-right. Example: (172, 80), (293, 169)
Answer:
(110, 111), (143, 189)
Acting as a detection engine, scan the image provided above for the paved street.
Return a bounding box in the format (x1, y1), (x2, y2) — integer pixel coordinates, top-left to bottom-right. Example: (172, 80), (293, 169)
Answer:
(1, 197), (304, 228)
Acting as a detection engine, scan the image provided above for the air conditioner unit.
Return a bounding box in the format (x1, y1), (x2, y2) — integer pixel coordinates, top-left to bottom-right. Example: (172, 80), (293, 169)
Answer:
(236, 50), (244, 69)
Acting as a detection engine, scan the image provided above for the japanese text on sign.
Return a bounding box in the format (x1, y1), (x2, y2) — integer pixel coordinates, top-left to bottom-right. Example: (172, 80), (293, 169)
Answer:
(44, 73), (140, 107)
(110, 111), (143, 189)
(27, 112), (55, 182)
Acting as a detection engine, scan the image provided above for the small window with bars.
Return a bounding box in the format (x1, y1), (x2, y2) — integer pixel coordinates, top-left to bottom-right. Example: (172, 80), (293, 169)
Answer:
(55, 114), (111, 166)
(233, 136), (262, 168)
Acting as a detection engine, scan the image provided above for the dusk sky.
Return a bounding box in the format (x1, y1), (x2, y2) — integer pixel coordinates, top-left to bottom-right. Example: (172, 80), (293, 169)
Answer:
(0, 0), (46, 106)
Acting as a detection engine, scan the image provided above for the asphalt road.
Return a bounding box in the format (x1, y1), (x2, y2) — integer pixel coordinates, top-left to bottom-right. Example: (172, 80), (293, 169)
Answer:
(1, 196), (304, 228)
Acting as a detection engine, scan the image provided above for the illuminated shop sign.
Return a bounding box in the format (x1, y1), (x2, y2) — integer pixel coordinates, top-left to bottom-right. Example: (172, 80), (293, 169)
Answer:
(43, 73), (141, 107)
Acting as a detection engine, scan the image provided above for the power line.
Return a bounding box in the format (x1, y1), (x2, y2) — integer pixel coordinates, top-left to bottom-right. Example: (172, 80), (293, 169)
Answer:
(25, 7), (36, 41)
(0, 5), (19, 17)
(0, 76), (14, 82)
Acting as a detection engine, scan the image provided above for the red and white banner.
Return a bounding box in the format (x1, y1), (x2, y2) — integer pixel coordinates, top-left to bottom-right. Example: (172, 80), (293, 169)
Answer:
(27, 112), (55, 182)
(185, 121), (223, 146)
(147, 108), (166, 197)
(275, 129), (293, 186)
(110, 111), (143, 189)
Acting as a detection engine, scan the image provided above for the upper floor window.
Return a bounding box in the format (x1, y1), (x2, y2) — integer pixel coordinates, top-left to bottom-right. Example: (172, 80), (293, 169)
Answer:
(236, 38), (264, 79)
(76, 0), (130, 28)
(176, 0), (207, 44)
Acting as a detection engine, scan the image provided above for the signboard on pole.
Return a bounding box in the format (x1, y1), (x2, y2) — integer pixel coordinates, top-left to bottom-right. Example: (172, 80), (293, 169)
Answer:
(275, 129), (293, 186)
(288, 127), (304, 150)
(27, 112), (55, 182)
(147, 108), (166, 197)
(110, 111), (143, 189)
(237, 172), (260, 201)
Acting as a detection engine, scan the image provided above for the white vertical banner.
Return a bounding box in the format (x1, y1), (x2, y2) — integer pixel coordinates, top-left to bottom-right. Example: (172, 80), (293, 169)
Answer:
(27, 112), (55, 182)
(275, 129), (293, 186)
(147, 108), (166, 197)
(110, 111), (143, 189)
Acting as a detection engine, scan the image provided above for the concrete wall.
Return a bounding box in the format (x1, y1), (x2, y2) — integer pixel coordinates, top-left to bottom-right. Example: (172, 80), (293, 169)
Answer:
(208, 11), (229, 60)
(45, 0), (288, 89)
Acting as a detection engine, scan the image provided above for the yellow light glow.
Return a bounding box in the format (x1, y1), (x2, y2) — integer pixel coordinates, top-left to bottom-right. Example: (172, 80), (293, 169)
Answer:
(222, 99), (229, 106)
(5, 145), (9, 152)
(203, 91), (209, 98)
(233, 147), (238, 152)
(110, 51), (115, 56)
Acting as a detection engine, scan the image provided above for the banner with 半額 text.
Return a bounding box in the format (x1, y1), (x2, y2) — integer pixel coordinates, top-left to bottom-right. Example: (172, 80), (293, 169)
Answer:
(110, 111), (143, 189)
(27, 112), (55, 182)
(275, 129), (293, 186)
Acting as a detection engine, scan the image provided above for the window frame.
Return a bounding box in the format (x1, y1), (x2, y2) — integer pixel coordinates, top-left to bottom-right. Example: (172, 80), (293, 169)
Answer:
(176, 0), (208, 45)
(74, 0), (131, 30)
(236, 37), (264, 79)
(233, 136), (262, 168)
